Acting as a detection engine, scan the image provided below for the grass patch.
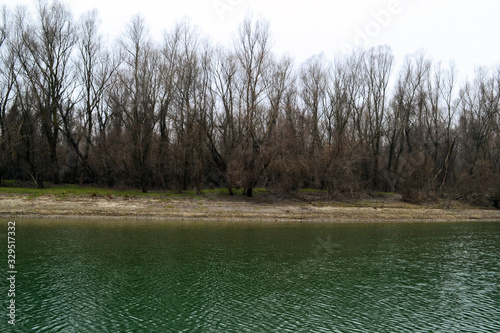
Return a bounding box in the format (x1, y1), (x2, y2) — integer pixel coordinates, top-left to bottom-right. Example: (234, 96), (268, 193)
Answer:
(0, 183), (167, 198)
(299, 188), (327, 193)
(0, 182), (268, 200)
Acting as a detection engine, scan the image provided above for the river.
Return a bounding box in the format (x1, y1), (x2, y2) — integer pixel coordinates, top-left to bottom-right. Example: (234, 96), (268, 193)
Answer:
(4, 220), (500, 332)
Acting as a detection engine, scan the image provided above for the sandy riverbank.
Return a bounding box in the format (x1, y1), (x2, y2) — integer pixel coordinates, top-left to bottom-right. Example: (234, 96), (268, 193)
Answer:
(1, 192), (500, 222)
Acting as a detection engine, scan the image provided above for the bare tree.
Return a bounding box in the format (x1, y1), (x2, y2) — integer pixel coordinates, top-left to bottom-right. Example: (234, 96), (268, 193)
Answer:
(166, 21), (204, 192)
(458, 67), (500, 166)
(112, 15), (160, 192)
(15, 0), (77, 184)
(262, 55), (297, 190)
(190, 39), (215, 194)
(57, 9), (117, 185)
(364, 46), (394, 189)
(155, 23), (182, 189)
(0, 6), (17, 185)
(322, 50), (368, 196)
(210, 46), (241, 194)
(386, 52), (431, 192)
(455, 67), (500, 203)
(299, 54), (328, 187)
(234, 14), (272, 196)
(424, 61), (459, 190)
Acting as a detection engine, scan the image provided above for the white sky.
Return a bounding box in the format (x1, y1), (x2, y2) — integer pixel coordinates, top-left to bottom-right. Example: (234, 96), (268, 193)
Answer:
(6, 0), (500, 81)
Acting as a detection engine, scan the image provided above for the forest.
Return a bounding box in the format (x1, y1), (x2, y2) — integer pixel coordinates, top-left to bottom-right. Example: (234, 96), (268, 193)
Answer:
(0, 1), (499, 205)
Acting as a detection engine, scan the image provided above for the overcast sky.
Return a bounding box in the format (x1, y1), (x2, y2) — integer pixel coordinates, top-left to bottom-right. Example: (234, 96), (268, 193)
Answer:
(6, 0), (500, 80)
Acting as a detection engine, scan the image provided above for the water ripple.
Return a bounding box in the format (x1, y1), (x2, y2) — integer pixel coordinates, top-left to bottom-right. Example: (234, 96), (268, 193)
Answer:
(11, 221), (500, 332)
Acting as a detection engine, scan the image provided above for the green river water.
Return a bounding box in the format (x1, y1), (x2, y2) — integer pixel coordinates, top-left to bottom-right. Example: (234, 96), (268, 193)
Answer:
(2, 220), (500, 332)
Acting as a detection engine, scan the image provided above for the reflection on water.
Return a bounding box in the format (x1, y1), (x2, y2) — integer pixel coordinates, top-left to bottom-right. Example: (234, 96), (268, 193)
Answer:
(4, 220), (500, 332)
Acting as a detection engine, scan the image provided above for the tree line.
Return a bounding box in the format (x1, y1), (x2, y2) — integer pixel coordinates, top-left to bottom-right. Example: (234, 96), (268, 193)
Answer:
(0, 1), (499, 204)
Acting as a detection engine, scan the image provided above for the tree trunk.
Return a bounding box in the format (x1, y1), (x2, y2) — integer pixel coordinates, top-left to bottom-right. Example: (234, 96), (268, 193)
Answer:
(51, 157), (61, 184)
(79, 158), (87, 186)
(48, 135), (61, 184)
(79, 170), (85, 186)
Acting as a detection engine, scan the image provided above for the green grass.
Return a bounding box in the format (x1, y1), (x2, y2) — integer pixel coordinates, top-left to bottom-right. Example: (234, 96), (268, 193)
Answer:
(0, 185), (143, 198)
(299, 188), (327, 193)
(0, 183), (175, 199)
(0, 182), (268, 199)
